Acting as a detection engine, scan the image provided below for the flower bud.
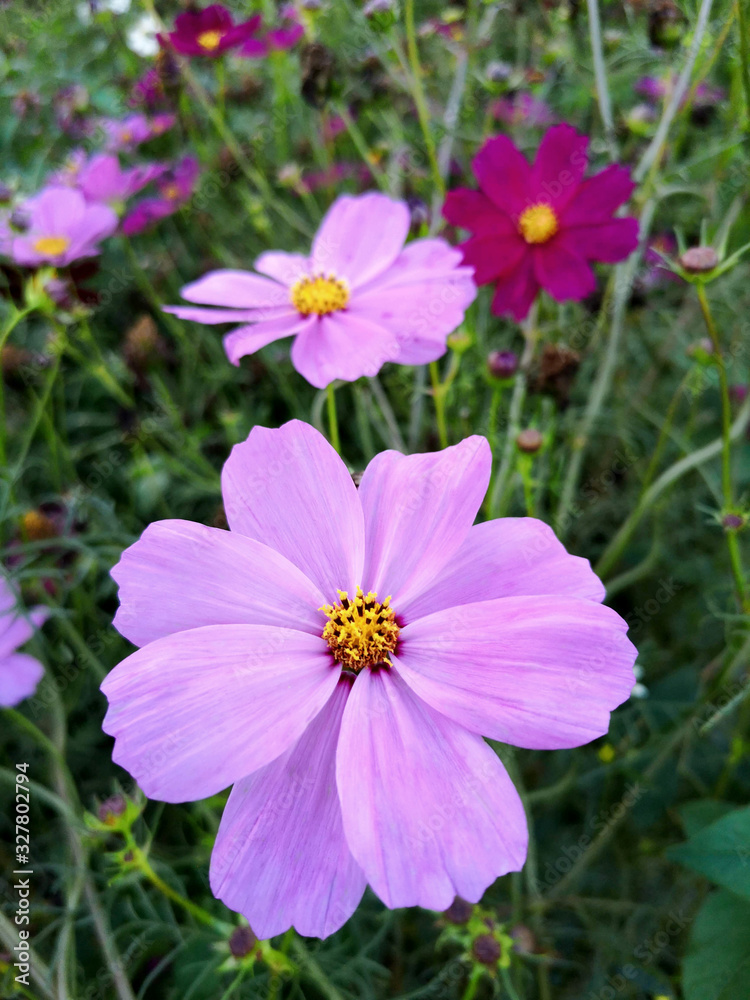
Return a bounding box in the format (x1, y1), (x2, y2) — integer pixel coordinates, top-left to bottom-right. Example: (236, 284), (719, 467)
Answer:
(487, 350), (518, 380)
(98, 794), (127, 824)
(723, 514), (744, 530)
(444, 897), (474, 924)
(229, 926), (257, 958)
(680, 246), (718, 274)
(472, 933), (501, 966)
(516, 428), (543, 454)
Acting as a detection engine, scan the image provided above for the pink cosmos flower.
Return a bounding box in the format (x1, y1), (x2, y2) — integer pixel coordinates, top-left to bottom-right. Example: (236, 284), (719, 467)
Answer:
(71, 154), (167, 210)
(102, 420), (637, 939)
(164, 192), (477, 388)
(101, 113), (176, 152)
(9, 187), (118, 267)
(0, 577), (46, 708)
(121, 157), (200, 235)
(161, 4), (262, 57)
(443, 124), (640, 322)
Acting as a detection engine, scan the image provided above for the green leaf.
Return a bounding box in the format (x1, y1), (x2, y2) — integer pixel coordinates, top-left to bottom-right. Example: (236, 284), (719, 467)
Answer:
(667, 805), (750, 899)
(678, 800), (736, 839)
(683, 890), (750, 1000)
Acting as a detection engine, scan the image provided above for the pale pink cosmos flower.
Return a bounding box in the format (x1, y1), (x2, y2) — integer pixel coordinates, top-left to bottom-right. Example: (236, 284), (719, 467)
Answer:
(74, 154), (168, 209)
(164, 192), (477, 388)
(9, 187), (118, 267)
(102, 420), (637, 939)
(0, 577), (46, 708)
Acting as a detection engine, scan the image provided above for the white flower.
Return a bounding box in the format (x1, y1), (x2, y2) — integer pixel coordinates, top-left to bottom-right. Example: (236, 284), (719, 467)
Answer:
(127, 12), (160, 57)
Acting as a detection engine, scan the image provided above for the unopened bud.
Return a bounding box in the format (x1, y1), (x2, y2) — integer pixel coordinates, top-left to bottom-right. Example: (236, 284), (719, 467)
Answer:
(444, 897), (473, 924)
(516, 428), (543, 454)
(228, 925), (257, 958)
(97, 794), (126, 824)
(472, 933), (501, 966)
(723, 514), (744, 530)
(488, 350), (518, 380)
(680, 246), (718, 273)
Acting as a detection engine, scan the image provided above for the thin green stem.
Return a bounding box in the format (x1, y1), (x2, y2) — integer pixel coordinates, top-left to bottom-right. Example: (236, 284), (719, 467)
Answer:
(585, 0), (617, 157)
(429, 360), (448, 449)
(735, 0), (750, 126)
(326, 382), (341, 453)
(403, 0), (445, 197)
(696, 283), (748, 609)
(0, 305), (34, 465)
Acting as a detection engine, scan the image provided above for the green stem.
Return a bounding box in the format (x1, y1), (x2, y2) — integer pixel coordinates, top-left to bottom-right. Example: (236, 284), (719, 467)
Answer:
(0, 305), (34, 465)
(429, 360), (448, 449)
(696, 283), (748, 609)
(326, 382), (341, 453)
(460, 965), (484, 1000)
(736, 0), (750, 126)
(585, 0), (617, 157)
(403, 0), (445, 197)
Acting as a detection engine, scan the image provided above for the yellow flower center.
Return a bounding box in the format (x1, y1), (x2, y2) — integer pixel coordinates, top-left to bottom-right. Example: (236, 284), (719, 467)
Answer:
(197, 29), (224, 50)
(33, 236), (71, 257)
(321, 587), (400, 673)
(162, 183), (181, 201)
(290, 274), (350, 317)
(518, 203), (559, 244)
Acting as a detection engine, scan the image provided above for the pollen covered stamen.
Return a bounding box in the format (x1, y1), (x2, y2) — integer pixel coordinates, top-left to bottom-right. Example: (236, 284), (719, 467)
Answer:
(33, 236), (71, 256)
(290, 274), (350, 317)
(518, 202), (559, 245)
(197, 29), (224, 50)
(321, 586), (400, 672)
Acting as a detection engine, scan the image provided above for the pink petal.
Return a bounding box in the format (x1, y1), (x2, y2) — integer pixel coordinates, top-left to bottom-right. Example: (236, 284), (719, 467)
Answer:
(210, 678), (366, 939)
(101, 625), (338, 803)
(254, 250), (310, 285)
(400, 518), (604, 621)
(357, 237), (470, 291)
(221, 420), (365, 598)
(312, 193), (410, 288)
(460, 234), (526, 285)
(559, 218), (639, 264)
(471, 136), (531, 218)
(0, 653), (44, 708)
(336, 667), (528, 910)
(290, 311), (400, 388)
(163, 306), (269, 325)
(533, 242), (596, 301)
(181, 270), (287, 309)
(358, 436), (491, 608)
(28, 186), (86, 232)
(112, 519), (325, 648)
(224, 315), (315, 364)
(442, 188), (514, 236)
(395, 595), (637, 749)
(529, 124), (588, 211)
(490, 251), (539, 322)
(562, 165), (635, 227)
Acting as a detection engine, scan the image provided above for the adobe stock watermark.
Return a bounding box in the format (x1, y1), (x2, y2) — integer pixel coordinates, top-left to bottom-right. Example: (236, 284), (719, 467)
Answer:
(12, 762), (33, 989)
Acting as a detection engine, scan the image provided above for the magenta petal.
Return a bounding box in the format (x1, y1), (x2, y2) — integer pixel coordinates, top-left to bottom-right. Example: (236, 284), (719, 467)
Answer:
(559, 218), (639, 264)
(471, 136), (531, 218)
(442, 188), (514, 236)
(312, 193), (410, 288)
(101, 625), (338, 803)
(224, 315), (315, 364)
(401, 518), (604, 621)
(180, 270), (287, 309)
(490, 252), (539, 322)
(221, 420), (365, 598)
(337, 668), (528, 910)
(396, 595), (637, 749)
(112, 519), (325, 648)
(562, 164), (635, 226)
(533, 242), (596, 301)
(290, 312), (400, 388)
(0, 653), (44, 708)
(358, 436), (491, 607)
(460, 234), (526, 285)
(210, 678), (366, 939)
(529, 124), (588, 211)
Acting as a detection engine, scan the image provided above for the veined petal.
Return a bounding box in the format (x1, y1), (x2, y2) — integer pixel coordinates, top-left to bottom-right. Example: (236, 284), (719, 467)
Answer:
(471, 137), (531, 218)
(490, 252), (539, 322)
(221, 420), (365, 598)
(359, 436), (491, 607)
(337, 668), (528, 910)
(180, 270), (287, 309)
(559, 219), (639, 264)
(224, 314), (315, 364)
(290, 312), (400, 388)
(401, 518), (604, 621)
(210, 678), (366, 939)
(112, 519), (325, 648)
(101, 625), (338, 803)
(395, 595), (637, 749)
(533, 242), (596, 302)
(0, 653), (44, 708)
(530, 124), (589, 211)
(562, 164), (635, 227)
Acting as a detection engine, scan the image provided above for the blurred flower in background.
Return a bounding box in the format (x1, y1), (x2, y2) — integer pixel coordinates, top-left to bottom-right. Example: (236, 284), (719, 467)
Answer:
(0, 576), (46, 708)
(160, 4), (262, 57)
(127, 11), (160, 57)
(122, 156), (200, 235)
(8, 187), (118, 267)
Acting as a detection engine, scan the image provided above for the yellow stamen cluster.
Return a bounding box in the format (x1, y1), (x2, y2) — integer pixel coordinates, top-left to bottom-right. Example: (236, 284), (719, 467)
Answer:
(33, 236), (71, 257)
(290, 274), (350, 317)
(162, 183), (181, 201)
(321, 587), (400, 672)
(518, 203), (559, 245)
(197, 29), (224, 50)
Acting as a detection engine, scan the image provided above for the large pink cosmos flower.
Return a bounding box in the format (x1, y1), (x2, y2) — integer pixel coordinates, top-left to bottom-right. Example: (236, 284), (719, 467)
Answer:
(160, 4), (262, 57)
(102, 420), (637, 939)
(164, 192), (477, 388)
(9, 187), (118, 268)
(0, 577), (46, 708)
(443, 124), (639, 322)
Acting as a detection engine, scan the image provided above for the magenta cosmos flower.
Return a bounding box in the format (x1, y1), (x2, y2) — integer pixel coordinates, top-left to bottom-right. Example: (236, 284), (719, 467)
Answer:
(0, 577), (46, 708)
(164, 192), (477, 388)
(102, 420), (637, 939)
(443, 124), (639, 321)
(161, 4), (262, 56)
(9, 187), (118, 267)
(122, 156), (200, 235)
